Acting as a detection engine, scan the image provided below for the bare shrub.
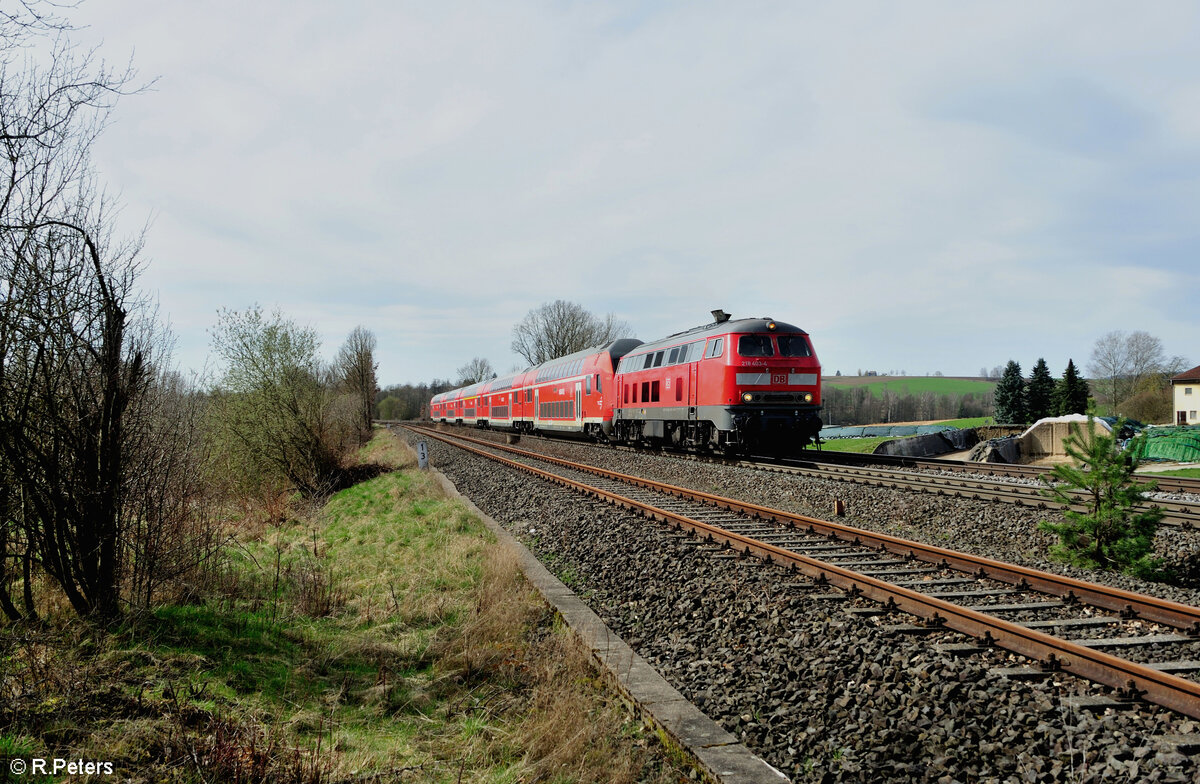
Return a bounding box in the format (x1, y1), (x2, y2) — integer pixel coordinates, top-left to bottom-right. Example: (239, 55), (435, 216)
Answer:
(290, 557), (346, 619)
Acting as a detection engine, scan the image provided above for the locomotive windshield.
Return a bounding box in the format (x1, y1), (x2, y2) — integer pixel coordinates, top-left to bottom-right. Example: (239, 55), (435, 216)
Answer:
(776, 335), (812, 357)
(738, 335), (774, 357)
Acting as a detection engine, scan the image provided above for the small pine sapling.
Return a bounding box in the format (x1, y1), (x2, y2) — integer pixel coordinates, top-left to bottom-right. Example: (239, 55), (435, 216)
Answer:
(1038, 414), (1164, 578)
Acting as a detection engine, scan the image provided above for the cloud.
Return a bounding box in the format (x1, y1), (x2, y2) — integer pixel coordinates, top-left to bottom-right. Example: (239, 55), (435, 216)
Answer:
(68, 1), (1200, 382)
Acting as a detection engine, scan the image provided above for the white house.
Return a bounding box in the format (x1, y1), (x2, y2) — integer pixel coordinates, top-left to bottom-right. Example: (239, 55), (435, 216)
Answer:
(1172, 365), (1200, 425)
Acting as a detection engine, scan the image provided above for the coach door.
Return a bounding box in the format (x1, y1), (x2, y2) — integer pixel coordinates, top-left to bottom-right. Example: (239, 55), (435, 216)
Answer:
(534, 389), (540, 427)
(575, 381), (583, 426)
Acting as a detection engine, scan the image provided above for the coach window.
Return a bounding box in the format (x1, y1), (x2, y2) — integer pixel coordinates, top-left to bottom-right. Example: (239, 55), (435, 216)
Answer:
(596, 374), (601, 393)
(586, 375), (591, 395)
(738, 335), (773, 357)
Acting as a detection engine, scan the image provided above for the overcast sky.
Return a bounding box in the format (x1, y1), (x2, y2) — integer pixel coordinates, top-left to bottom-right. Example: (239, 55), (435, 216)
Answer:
(70, 1), (1199, 384)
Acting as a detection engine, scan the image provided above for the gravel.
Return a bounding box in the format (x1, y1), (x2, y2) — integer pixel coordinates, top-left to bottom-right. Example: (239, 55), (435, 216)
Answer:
(402, 427), (1200, 782)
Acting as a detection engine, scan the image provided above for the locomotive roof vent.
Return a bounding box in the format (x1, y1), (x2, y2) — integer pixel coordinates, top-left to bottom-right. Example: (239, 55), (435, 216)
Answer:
(711, 309), (730, 323)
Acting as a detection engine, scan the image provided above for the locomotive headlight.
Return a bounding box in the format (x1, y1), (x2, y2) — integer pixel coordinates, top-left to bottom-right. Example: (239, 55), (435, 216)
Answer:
(767, 321), (777, 331)
(803, 392), (813, 402)
(742, 392), (753, 403)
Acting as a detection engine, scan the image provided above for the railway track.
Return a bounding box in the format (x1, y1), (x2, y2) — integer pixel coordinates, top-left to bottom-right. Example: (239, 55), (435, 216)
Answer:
(405, 424), (1200, 720)
(796, 447), (1200, 497)
(412, 423), (1200, 527)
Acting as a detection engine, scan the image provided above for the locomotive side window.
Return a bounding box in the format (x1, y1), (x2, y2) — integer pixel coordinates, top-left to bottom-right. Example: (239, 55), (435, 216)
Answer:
(777, 335), (812, 357)
(705, 338), (724, 359)
(738, 335), (774, 357)
(668, 347), (679, 364)
(654, 351), (665, 367)
(595, 374), (601, 393)
(643, 354), (654, 370)
(586, 375), (592, 395)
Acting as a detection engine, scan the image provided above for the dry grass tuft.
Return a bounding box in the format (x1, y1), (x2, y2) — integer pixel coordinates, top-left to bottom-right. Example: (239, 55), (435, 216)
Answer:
(434, 543), (685, 784)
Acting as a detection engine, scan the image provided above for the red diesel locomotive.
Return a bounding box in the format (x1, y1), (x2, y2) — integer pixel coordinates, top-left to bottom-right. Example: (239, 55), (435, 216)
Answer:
(428, 312), (822, 454)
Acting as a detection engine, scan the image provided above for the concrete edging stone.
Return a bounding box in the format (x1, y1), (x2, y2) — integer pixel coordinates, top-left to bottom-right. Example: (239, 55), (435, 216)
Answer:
(427, 466), (790, 784)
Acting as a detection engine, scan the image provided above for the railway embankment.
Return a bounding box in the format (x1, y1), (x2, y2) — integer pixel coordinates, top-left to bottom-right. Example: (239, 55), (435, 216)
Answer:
(402, 427), (1200, 782)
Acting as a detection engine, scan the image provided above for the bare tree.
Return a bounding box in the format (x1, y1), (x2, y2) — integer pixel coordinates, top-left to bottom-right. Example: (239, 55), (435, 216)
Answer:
(511, 300), (631, 365)
(0, 6), (163, 621)
(1088, 330), (1188, 408)
(456, 357), (496, 386)
(335, 325), (377, 443)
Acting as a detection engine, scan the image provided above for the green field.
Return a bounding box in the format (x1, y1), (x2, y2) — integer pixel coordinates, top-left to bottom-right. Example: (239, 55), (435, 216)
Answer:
(823, 376), (996, 398)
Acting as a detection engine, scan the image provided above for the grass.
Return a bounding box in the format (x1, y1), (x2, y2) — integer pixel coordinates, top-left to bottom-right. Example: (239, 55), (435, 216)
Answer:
(1144, 467), (1200, 479)
(819, 436), (896, 453)
(824, 376), (996, 398)
(0, 429), (687, 784)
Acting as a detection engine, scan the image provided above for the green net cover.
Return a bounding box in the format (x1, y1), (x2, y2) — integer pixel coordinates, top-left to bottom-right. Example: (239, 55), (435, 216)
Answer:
(1128, 426), (1200, 462)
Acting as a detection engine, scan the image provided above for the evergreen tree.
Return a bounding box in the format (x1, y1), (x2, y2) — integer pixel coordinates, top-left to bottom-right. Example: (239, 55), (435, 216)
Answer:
(1038, 414), (1163, 577)
(1026, 358), (1055, 421)
(994, 360), (1028, 424)
(1053, 359), (1090, 415)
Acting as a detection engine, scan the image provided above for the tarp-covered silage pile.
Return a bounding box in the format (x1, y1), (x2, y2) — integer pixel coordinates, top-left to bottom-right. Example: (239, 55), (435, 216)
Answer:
(1127, 426), (1200, 463)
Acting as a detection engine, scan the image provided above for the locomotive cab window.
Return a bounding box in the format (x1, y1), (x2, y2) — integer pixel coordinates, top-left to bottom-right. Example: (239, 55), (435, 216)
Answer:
(738, 335), (774, 357)
(704, 337), (724, 359)
(776, 335), (812, 357)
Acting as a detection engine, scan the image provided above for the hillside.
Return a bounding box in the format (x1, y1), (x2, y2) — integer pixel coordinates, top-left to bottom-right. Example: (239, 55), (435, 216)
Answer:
(823, 376), (997, 398)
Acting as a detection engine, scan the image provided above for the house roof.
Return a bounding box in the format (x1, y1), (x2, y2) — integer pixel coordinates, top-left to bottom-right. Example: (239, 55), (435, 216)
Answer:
(1172, 364), (1200, 383)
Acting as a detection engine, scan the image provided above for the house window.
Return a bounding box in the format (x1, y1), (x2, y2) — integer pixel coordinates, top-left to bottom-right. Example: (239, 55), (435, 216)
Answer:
(1186, 387), (1194, 395)
(1192, 410), (1198, 419)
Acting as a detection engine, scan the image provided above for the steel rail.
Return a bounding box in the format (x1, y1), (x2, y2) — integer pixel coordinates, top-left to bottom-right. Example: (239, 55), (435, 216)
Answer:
(796, 449), (1200, 496)
(416, 423), (1200, 526)
(411, 426), (1200, 720)
(416, 425), (1200, 631)
(772, 462), (1200, 528)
